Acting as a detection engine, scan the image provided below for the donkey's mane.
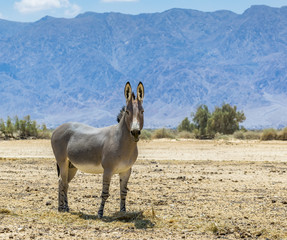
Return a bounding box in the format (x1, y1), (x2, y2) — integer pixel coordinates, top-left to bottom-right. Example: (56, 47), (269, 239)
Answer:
(117, 92), (136, 123)
(117, 106), (126, 123)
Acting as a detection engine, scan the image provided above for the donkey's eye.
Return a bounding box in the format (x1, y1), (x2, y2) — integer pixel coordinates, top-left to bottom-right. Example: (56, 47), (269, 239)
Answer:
(141, 110), (144, 114)
(126, 110), (130, 115)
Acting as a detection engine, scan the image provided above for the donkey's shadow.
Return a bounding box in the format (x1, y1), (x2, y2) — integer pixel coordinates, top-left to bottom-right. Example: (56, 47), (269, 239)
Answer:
(71, 211), (154, 229)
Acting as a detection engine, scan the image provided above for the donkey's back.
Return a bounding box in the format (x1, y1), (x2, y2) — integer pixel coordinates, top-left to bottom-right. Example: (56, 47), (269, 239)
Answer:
(51, 122), (113, 171)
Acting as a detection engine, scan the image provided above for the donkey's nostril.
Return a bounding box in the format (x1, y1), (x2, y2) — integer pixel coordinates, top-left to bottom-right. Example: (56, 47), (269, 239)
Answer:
(131, 130), (141, 137)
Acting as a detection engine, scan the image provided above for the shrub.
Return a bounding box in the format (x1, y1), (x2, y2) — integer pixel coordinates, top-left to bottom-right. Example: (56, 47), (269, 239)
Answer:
(151, 128), (175, 139)
(140, 129), (152, 140)
(176, 130), (195, 139)
(233, 131), (245, 140)
(277, 127), (287, 140)
(260, 128), (277, 141)
(244, 131), (261, 140)
(214, 133), (230, 140)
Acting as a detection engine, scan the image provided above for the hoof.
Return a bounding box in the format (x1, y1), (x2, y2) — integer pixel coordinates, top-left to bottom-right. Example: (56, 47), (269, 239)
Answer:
(98, 210), (103, 219)
(58, 207), (69, 212)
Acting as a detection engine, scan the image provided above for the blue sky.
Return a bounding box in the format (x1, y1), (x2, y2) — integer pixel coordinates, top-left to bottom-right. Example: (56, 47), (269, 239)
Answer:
(1, 0), (287, 22)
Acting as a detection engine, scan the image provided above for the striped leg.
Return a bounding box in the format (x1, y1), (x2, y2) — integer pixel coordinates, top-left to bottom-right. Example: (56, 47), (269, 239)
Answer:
(57, 160), (70, 212)
(98, 171), (112, 218)
(58, 178), (69, 212)
(119, 168), (131, 212)
(58, 161), (77, 212)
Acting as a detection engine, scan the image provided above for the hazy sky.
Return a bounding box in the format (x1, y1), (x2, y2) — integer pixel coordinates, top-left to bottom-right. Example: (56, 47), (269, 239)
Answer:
(1, 0), (287, 22)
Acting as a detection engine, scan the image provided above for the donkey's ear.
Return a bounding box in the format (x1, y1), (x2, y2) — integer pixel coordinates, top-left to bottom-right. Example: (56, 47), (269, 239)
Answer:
(124, 82), (132, 102)
(137, 82), (144, 101)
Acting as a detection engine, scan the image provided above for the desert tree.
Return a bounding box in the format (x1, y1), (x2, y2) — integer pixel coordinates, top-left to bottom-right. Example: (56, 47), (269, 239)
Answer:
(177, 117), (195, 132)
(6, 116), (14, 137)
(192, 104), (211, 138)
(207, 103), (246, 135)
(0, 118), (6, 135)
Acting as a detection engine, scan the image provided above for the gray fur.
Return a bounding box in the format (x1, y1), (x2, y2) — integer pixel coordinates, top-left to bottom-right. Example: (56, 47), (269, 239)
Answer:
(51, 82), (144, 218)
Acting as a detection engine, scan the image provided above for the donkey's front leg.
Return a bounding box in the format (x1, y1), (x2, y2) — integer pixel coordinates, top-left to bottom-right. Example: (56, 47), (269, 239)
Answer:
(98, 170), (112, 218)
(119, 168), (131, 212)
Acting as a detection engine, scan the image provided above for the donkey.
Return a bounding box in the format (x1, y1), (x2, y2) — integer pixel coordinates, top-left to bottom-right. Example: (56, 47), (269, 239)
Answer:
(51, 82), (144, 218)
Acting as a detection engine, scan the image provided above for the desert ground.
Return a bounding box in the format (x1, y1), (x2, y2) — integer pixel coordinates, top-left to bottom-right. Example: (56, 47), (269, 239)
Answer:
(0, 139), (287, 239)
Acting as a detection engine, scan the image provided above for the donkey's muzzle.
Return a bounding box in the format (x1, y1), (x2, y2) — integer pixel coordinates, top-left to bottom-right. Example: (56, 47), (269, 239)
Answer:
(131, 130), (141, 142)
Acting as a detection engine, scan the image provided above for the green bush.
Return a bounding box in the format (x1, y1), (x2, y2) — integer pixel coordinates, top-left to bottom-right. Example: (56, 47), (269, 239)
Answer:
(151, 128), (175, 139)
(260, 128), (277, 141)
(278, 127), (287, 140)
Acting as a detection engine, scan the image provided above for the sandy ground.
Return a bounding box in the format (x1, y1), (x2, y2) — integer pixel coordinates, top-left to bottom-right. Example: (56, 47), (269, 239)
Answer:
(0, 139), (287, 239)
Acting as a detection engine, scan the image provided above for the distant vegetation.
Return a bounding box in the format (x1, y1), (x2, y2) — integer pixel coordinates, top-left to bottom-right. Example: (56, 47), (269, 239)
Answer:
(0, 115), (51, 140)
(141, 127), (287, 141)
(177, 103), (246, 139)
(1, 109), (286, 141)
(141, 103), (287, 141)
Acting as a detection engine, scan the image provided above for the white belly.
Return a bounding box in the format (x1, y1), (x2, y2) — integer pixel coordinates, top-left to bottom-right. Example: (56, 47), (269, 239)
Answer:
(73, 163), (104, 174)
(72, 162), (133, 175)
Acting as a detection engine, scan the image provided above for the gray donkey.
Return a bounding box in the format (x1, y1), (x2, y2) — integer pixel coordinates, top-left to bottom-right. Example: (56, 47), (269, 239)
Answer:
(51, 82), (144, 218)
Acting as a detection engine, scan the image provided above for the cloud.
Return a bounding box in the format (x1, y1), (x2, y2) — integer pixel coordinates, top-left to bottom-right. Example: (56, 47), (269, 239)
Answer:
(64, 3), (81, 17)
(101, 0), (138, 2)
(14, 0), (81, 16)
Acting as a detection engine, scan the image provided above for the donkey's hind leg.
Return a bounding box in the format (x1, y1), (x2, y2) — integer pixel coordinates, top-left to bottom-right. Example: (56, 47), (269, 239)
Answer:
(57, 160), (70, 212)
(68, 161), (78, 183)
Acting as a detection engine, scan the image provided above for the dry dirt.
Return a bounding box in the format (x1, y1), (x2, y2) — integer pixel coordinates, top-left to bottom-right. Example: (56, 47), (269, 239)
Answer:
(0, 139), (287, 239)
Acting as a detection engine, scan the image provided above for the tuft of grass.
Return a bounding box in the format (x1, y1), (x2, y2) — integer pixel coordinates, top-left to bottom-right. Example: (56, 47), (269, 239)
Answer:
(260, 128), (277, 141)
(0, 208), (11, 214)
(206, 222), (233, 236)
(208, 222), (219, 234)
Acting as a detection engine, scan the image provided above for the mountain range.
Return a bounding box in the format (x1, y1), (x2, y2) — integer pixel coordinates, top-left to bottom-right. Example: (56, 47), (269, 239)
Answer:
(0, 5), (287, 129)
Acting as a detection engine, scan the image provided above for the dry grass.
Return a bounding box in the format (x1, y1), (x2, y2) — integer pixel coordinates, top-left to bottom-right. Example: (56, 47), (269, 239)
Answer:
(261, 128), (277, 140)
(151, 128), (175, 139)
(1, 140), (287, 239)
(176, 130), (195, 139)
(278, 127), (287, 140)
(0, 208), (12, 214)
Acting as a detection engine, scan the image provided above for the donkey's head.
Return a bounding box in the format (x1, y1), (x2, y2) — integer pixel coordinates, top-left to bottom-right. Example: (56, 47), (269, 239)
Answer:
(124, 82), (144, 142)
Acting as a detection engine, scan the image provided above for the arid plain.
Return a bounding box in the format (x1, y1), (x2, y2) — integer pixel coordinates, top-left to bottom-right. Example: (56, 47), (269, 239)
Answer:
(0, 139), (287, 239)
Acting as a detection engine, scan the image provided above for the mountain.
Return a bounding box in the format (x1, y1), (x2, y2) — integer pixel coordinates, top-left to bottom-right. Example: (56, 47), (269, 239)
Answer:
(0, 5), (287, 129)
